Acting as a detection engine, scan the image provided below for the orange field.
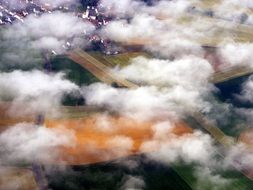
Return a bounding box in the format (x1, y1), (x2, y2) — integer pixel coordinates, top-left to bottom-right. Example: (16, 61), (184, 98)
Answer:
(0, 102), (193, 165)
(45, 115), (193, 165)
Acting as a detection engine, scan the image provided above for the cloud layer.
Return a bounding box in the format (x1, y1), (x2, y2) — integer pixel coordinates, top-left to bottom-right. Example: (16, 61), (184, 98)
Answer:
(0, 123), (76, 164)
(0, 11), (95, 68)
(0, 70), (78, 116)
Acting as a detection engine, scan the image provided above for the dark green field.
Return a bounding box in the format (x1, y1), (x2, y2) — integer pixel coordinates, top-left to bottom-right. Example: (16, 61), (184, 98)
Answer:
(47, 155), (192, 190)
(51, 56), (99, 86)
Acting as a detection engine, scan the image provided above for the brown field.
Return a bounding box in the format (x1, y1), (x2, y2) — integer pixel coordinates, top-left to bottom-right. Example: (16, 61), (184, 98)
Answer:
(0, 102), (33, 132)
(0, 103), (193, 165)
(0, 167), (38, 190)
(45, 115), (193, 165)
(239, 128), (253, 146)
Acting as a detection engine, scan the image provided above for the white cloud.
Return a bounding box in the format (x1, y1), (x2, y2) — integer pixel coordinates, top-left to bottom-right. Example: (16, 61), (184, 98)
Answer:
(236, 76), (253, 103)
(228, 0), (253, 8)
(194, 166), (232, 190)
(0, 123), (76, 164)
(141, 130), (216, 165)
(218, 43), (253, 68)
(146, 37), (204, 59)
(82, 82), (214, 121)
(5, 0), (79, 9)
(81, 56), (213, 119)
(4, 12), (95, 53)
(101, 4), (206, 59)
(113, 56), (213, 88)
(39, 0), (79, 7)
(82, 83), (174, 120)
(101, 14), (164, 42)
(142, 0), (193, 18)
(223, 141), (253, 173)
(120, 175), (145, 190)
(0, 11), (95, 67)
(100, 0), (193, 18)
(99, 0), (143, 16)
(1, 0), (252, 185)
(215, 0), (253, 23)
(0, 70), (79, 116)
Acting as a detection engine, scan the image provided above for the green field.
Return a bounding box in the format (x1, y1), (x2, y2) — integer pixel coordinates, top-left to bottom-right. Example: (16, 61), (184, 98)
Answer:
(51, 55), (99, 86)
(174, 164), (253, 190)
(47, 155), (192, 190)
